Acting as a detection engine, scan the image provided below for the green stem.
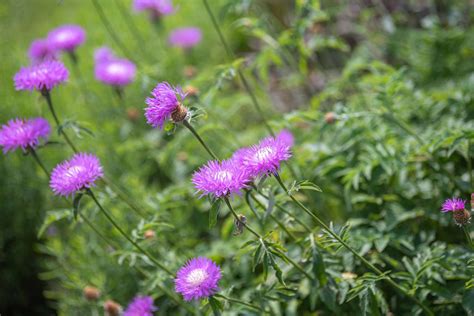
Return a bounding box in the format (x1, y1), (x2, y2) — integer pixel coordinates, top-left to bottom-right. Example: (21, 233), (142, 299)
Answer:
(273, 173), (433, 316)
(214, 293), (263, 312)
(86, 189), (174, 276)
(223, 198), (314, 281)
(43, 91), (78, 153)
(183, 120), (219, 160)
(202, 0), (274, 136)
(467, 139), (473, 190)
(101, 176), (146, 217)
(463, 226), (473, 249)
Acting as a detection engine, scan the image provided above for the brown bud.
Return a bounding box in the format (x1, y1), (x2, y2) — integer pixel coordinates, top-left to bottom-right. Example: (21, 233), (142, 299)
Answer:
(171, 103), (188, 123)
(104, 300), (121, 316)
(183, 66), (197, 78)
(144, 229), (156, 239)
(324, 112), (337, 124)
(126, 107), (140, 122)
(471, 193), (474, 211)
(83, 286), (100, 301)
(453, 209), (471, 226)
(184, 85), (199, 97)
(177, 151), (188, 161)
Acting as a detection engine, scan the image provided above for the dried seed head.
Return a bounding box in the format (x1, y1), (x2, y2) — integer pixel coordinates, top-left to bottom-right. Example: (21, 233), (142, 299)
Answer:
(83, 286), (100, 301)
(170, 103), (188, 123)
(324, 112), (337, 124)
(104, 300), (121, 316)
(453, 209), (471, 226)
(144, 229), (156, 239)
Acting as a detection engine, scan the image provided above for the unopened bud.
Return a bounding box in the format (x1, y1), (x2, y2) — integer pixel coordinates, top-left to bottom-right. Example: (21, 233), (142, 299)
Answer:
(453, 209), (471, 226)
(171, 103), (188, 123)
(324, 112), (337, 124)
(104, 300), (121, 316)
(83, 286), (100, 301)
(183, 66), (197, 78)
(144, 229), (156, 239)
(184, 85), (199, 97)
(126, 107), (140, 122)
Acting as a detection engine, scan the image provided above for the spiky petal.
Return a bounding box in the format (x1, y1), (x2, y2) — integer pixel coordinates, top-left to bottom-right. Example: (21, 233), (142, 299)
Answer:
(441, 198), (466, 213)
(14, 60), (69, 92)
(175, 257), (221, 301)
(123, 295), (157, 316)
(144, 82), (186, 129)
(0, 118), (50, 153)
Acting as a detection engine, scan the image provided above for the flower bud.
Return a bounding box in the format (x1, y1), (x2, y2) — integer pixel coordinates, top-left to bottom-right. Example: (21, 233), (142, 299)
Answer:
(104, 300), (121, 316)
(453, 209), (471, 226)
(324, 112), (337, 124)
(170, 103), (188, 123)
(144, 229), (156, 239)
(126, 107), (140, 122)
(183, 65), (197, 78)
(83, 286), (100, 301)
(184, 85), (199, 97)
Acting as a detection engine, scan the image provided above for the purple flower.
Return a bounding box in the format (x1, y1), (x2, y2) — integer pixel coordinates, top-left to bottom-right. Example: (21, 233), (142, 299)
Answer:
(0, 118), (50, 153)
(50, 153), (104, 197)
(124, 295), (157, 316)
(14, 60), (69, 92)
(28, 39), (57, 64)
(144, 82), (186, 129)
(95, 59), (136, 87)
(441, 198), (466, 213)
(48, 25), (86, 52)
(168, 27), (202, 49)
(94, 46), (116, 64)
(133, 0), (174, 17)
(192, 160), (249, 199)
(235, 134), (292, 178)
(277, 129), (294, 148)
(175, 257), (221, 301)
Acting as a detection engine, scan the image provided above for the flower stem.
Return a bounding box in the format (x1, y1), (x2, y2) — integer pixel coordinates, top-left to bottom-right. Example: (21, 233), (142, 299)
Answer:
(214, 293), (263, 312)
(86, 188), (174, 276)
(223, 197), (314, 281)
(273, 173), (434, 316)
(43, 91), (78, 153)
(183, 120), (219, 160)
(202, 0), (274, 137)
(463, 226), (473, 249)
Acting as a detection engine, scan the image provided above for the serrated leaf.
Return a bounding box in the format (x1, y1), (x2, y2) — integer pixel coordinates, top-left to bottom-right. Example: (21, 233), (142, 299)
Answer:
(209, 199), (221, 228)
(37, 209), (71, 238)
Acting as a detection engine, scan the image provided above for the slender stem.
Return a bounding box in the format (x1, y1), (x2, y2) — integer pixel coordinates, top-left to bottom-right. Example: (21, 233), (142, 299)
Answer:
(202, 0), (274, 136)
(101, 176), (146, 217)
(223, 198), (313, 281)
(214, 293), (263, 312)
(29, 149), (49, 175)
(183, 120), (219, 160)
(42, 91), (78, 153)
(87, 189), (174, 276)
(467, 140), (473, 190)
(273, 173), (434, 316)
(463, 226), (473, 249)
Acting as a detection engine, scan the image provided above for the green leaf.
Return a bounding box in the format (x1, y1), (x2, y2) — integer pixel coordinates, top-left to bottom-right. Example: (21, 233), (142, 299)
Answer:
(73, 193), (84, 220)
(263, 190), (275, 221)
(296, 180), (322, 192)
(209, 199), (221, 228)
(209, 296), (223, 316)
(37, 209), (71, 238)
(310, 234), (328, 287)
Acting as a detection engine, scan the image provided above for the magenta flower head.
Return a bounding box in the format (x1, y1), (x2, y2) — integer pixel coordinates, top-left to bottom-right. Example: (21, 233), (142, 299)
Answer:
(50, 153), (104, 197)
(94, 46), (116, 64)
(145, 82), (188, 129)
(14, 60), (69, 92)
(192, 159), (249, 199)
(28, 39), (57, 64)
(277, 129), (294, 148)
(133, 0), (174, 18)
(175, 257), (221, 301)
(95, 59), (136, 87)
(124, 295), (157, 316)
(168, 27), (202, 49)
(236, 134), (292, 178)
(441, 198), (466, 212)
(47, 25), (86, 52)
(0, 118), (50, 153)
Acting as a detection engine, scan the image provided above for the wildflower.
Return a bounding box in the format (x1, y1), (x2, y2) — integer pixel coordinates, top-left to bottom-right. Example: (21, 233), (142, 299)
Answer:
(94, 46), (116, 64)
(83, 286), (101, 301)
(168, 27), (202, 49)
(144, 82), (187, 129)
(47, 25), (86, 52)
(124, 295), (157, 316)
(14, 60), (69, 92)
(235, 134), (292, 178)
(277, 129), (294, 148)
(28, 39), (57, 63)
(133, 0), (174, 19)
(104, 300), (122, 316)
(175, 257), (221, 301)
(0, 118), (50, 153)
(50, 153), (104, 197)
(442, 197), (471, 226)
(95, 59), (136, 87)
(192, 160), (249, 199)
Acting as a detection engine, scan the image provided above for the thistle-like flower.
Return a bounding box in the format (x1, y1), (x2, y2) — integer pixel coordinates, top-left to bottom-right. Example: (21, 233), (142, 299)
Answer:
(28, 39), (57, 63)
(94, 46), (116, 64)
(192, 159), (250, 199)
(0, 118), (50, 153)
(442, 197), (471, 226)
(133, 0), (174, 19)
(123, 295), (157, 316)
(168, 27), (202, 49)
(175, 257), (221, 301)
(14, 60), (69, 92)
(47, 25), (86, 52)
(95, 59), (137, 87)
(50, 153), (104, 197)
(144, 82), (187, 129)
